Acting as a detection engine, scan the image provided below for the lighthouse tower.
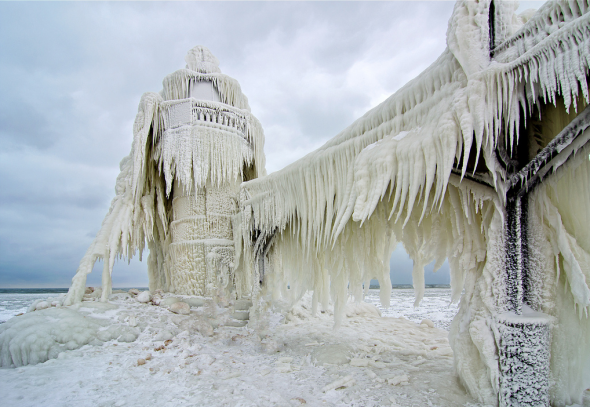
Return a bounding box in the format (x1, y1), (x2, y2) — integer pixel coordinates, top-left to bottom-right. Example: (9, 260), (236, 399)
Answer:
(65, 46), (265, 304)
(159, 46), (261, 296)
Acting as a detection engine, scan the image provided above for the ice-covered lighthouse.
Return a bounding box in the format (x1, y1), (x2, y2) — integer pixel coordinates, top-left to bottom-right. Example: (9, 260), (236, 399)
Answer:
(65, 46), (266, 305)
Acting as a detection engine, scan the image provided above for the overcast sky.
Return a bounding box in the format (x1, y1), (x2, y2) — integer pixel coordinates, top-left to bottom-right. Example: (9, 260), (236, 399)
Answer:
(0, 1), (545, 288)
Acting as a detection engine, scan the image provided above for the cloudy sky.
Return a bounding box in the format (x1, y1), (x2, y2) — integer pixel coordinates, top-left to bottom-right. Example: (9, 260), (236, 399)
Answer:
(0, 1), (545, 288)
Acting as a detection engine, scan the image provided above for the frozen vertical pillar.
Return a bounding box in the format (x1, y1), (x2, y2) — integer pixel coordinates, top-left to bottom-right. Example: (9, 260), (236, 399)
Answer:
(204, 179), (240, 297)
(169, 178), (240, 297)
(495, 194), (552, 407)
(504, 197), (525, 314)
(495, 310), (552, 407)
(169, 179), (208, 295)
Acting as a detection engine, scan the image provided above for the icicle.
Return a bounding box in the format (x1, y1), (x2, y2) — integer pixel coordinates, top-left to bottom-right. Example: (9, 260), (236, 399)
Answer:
(241, 0), (590, 325)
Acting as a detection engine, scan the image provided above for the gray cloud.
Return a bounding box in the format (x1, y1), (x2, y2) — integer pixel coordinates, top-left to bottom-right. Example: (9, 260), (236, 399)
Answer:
(0, 96), (59, 150)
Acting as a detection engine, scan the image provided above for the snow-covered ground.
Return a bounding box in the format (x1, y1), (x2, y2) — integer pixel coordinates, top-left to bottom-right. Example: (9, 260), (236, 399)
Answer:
(0, 289), (587, 407)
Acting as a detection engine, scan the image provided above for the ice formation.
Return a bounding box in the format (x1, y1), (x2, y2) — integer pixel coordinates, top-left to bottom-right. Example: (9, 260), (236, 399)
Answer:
(238, 1), (590, 405)
(65, 46), (265, 305)
(0, 301), (144, 368)
(41, 1), (589, 405)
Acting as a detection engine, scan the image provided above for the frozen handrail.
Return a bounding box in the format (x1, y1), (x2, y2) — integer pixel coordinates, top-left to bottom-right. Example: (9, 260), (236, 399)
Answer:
(160, 98), (248, 138)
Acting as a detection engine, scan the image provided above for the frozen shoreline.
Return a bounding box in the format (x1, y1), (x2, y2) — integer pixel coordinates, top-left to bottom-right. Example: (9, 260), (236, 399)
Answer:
(2, 289), (588, 407)
(1, 288), (476, 407)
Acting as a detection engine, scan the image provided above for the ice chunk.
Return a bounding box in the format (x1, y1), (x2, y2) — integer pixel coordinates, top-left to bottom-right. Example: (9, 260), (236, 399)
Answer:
(420, 319), (434, 328)
(96, 324), (139, 343)
(0, 308), (102, 367)
(169, 302), (190, 315)
(154, 330), (174, 342)
(160, 297), (180, 307)
(350, 358), (369, 367)
(183, 297), (206, 308)
(136, 291), (151, 303)
(344, 302), (381, 318)
(35, 301), (50, 311)
(387, 374), (409, 386)
(312, 344), (350, 365)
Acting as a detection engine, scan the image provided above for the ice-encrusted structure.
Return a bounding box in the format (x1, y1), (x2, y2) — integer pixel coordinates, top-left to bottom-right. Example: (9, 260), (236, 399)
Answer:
(65, 46), (265, 305)
(48, 1), (589, 404)
(238, 1), (590, 405)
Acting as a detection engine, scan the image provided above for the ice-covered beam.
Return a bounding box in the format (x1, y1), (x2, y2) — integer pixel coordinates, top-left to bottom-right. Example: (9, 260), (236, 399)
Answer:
(507, 105), (590, 199)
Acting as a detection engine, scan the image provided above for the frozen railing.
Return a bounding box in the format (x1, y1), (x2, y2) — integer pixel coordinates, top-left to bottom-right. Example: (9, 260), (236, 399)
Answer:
(159, 98), (248, 138)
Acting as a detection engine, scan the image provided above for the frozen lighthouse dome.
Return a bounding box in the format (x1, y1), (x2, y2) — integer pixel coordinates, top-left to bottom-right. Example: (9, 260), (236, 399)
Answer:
(64, 46), (266, 304)
(184, 45), (221, 74)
